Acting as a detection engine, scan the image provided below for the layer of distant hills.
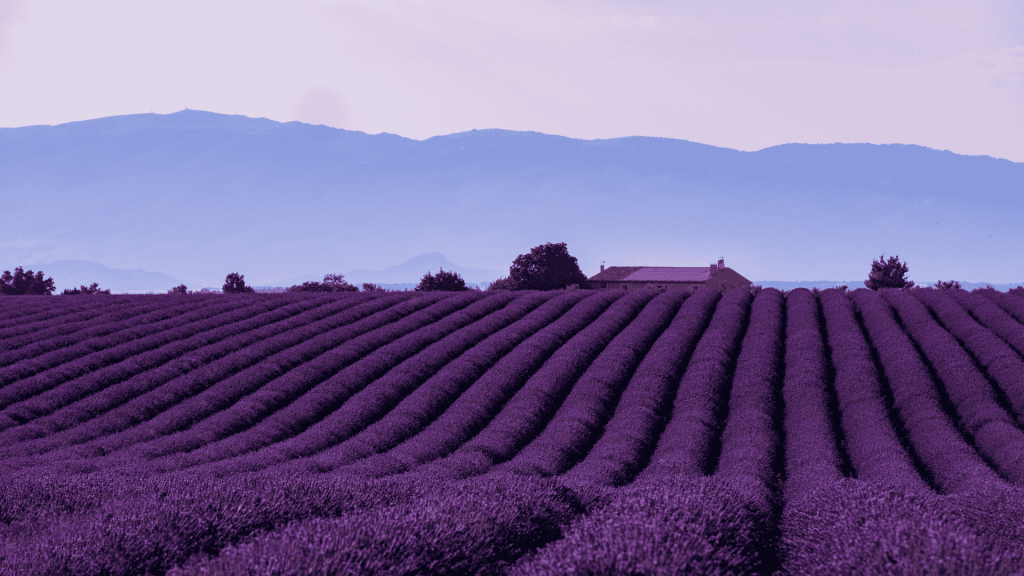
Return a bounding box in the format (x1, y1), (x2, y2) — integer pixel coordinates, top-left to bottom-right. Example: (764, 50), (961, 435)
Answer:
(2, 110), (1021, 288)
(5, 255), (1018, 295)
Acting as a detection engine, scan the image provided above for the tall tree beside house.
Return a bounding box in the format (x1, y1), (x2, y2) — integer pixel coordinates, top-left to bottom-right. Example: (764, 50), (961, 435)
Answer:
(0, 267), (56, 295)
(508, 242), (588, 290)
(415, 268), (468, 291)
(223, 273), (255, 293)
(864, 254), (915, 291)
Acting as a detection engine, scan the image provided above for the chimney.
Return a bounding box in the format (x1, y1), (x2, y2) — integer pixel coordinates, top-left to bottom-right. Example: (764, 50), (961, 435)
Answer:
(718, 258), (725, 271)
(710, 263), (718, 275)
(600, 264), (605, 273)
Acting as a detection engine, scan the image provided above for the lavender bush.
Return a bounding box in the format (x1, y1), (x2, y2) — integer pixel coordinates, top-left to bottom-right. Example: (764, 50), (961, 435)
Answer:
(331, 291), (621, 478)
(494, 289), (687, 477)
(562, 288), (720, 486)
(4, 287), (1024, 575)
(850, 288), (1002, 493)
(882, 288), (1024, 485)
(949, 289), (1024, 358)
(640, 287), (752, 478)
(780, 288), (844, 504)
(819, 288), (928, 492)
(411, 290), (655, 481)
(913, 288), (1024, 425)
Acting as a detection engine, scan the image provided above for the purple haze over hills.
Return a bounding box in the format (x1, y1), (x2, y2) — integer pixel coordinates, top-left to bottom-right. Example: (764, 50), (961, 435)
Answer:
(1, 110), (1021, 288)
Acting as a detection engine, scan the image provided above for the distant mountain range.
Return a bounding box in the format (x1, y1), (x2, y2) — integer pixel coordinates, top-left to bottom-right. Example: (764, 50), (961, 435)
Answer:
(2, 110), (1021, 287)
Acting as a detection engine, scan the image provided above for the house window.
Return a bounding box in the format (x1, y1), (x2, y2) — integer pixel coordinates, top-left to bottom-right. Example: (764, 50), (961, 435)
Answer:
(623, 285), (628, 290)
(601, 282), (606, 288)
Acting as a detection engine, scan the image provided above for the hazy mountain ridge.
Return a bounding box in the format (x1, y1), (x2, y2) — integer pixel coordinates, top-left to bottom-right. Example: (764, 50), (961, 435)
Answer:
(0, 254), (500, 293)
(2, 110), (1021, 286)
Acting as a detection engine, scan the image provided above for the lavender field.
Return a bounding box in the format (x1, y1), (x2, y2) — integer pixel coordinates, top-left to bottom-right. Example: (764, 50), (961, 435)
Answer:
(2, 287), (1024, 575)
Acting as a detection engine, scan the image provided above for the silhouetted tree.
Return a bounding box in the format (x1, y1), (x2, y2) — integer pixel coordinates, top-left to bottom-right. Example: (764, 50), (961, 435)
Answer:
(0, 267), (56, 295)
(864, 254), (915, 291)
(486, 277), (518, 291)
(168, 284), (189, 294)
(287, 273), (358, 293)
(323, 274), (358, 291)
(362, 283), (387, 292)
(1009, 285), (1024, 297)
(934, 279), (962, 291)
(509, 242), (588, 291)
(415, 268), (468, 291)
(62, 283), (111, 295)
(223, 273), (255, 293)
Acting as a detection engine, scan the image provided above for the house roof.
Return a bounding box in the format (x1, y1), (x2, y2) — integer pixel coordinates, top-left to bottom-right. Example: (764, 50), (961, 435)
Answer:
(588, 266), (714, 283)
(624, 267), (713, 282)
(587, 267), (644, 282)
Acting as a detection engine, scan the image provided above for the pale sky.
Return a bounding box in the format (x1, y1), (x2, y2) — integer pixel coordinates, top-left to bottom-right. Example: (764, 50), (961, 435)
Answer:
(1, 0), (1022, 161)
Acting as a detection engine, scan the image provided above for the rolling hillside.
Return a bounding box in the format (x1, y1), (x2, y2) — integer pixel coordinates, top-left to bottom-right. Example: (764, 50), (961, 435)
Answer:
(2, 287), (1024, 574)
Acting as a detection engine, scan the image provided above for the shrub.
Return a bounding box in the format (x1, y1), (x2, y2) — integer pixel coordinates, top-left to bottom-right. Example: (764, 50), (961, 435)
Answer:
(498, 290), (685, 477)
(339, 291), (611, 479)
(514, 476), (772, 576)
(222, 273), (255, 294)
(1, 266), (56, 295)
(288, 273), (358, 293)
(819, 288), (927, 493)
(864, 254), (915, 291)
(563, 289), (718, 487)
(641, 288), (752, 478)
(882, 288), (1024, 484)
(781, 479), (1023, 576)
(415, 268), (468, 291)
(486, 276), (518, 291)
(782, 289), (845, 504)
(851, 288), (1002, 494)
(62, 283), (112, 295)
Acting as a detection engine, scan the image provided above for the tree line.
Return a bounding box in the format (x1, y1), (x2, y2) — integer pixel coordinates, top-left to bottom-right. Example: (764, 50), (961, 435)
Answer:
(3, 249), (1022, 296)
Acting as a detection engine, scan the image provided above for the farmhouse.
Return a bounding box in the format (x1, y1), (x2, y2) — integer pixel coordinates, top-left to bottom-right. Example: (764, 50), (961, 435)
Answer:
(586, 258), (751, 292)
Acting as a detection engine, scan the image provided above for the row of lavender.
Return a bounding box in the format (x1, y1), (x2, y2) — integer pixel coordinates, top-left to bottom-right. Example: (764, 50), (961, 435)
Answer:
(2, 288), (1024, 574)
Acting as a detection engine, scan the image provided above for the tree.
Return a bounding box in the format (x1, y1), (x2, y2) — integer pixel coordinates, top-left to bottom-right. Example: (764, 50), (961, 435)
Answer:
(287, 273), (358, 293)
(362, 283), (387, 292)
(934, 279), (962, 292)
(323, 274), (358, 291)
(223, 273), (255, 293)
(168, 284), (189, 294)
(864, 254), (915, 291)
(62, 283), (111, 295)
(485, 277), (518, 291)
(508, 242), (588, 291)
(415, 268), (468, 291)
(1009, 285), (1024, 297)
(0, 267), (56, 295)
